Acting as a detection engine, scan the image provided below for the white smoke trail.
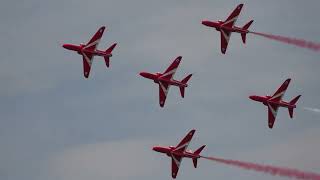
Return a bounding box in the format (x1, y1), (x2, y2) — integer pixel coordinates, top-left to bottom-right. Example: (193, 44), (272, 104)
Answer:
(303, 107), (320, 114)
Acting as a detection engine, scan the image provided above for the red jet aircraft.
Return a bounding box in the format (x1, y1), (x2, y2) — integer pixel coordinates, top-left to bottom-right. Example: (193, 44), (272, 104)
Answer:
(202, 4), (253, 54)
(63, 26), (117, 78)
(139, 56), (192, 107)
(153, 129), (205, 178)
(249, 79), (301, 129)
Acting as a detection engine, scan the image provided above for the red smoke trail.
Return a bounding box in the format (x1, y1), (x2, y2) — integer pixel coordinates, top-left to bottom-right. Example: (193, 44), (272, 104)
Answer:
(250, 31), (320, 52)
(202, 156), (320, 180)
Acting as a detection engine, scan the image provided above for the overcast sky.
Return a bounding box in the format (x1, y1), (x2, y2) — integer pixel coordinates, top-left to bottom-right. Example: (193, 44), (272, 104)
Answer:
(1, 0), (320, 180)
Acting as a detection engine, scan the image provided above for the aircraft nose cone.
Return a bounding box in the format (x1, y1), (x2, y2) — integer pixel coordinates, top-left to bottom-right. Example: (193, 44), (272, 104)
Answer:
(249, 96), (257, 101)
(62, 44), (72, 50)
(202, 20), (209, 26)
(139, 72), (147, 78)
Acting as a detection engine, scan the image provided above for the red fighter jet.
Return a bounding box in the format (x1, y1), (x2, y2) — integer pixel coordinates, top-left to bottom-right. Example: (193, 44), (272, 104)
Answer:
(139, 56), (192, 107)
(63, 26), (117, 78)
(202, 4), (253, 54)
(249, 79), (301, 129)
(153, 129), (206, 179)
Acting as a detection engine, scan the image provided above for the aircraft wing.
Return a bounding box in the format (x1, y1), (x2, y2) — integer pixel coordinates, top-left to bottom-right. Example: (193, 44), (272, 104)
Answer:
(223, 4), (243, 27)
(173, 129), (195, 153)
(159, 81), (170, 107)
(160, 56), (182, 80)
(267, 103), (279, 129)
(220, 29), (231, 54)
(82, 52), (93, 78)
(84, 26), (105, 51)
(171, 155), (182, 179)
(270, 79), (291, 102)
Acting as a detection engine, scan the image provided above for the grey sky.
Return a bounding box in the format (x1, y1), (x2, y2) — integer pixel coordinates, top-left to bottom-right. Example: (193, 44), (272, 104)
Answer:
(1, 0), (320, 180)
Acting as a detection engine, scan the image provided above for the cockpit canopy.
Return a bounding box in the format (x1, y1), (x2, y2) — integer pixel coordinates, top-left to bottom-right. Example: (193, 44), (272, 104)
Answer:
(79, 43), (85, 48)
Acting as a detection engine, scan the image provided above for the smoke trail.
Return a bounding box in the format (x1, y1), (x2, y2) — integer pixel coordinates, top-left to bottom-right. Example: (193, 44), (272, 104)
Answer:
(250, 32), (320, 52)
(202, 156), (320, 180)
(303, 107), (320, 114)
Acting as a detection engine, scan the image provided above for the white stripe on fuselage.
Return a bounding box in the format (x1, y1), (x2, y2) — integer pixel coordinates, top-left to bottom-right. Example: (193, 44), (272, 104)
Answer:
(161, 68), (177, 80)
(172, 155), (181, 168)
(83, 53), (92, 67)
(222, 15), (239, 27)
(174, 141), (190, 152)
(84, 38), (101, 50)
(270, 91), (285, 101)
(268, 103), (278, 118)
(159, 81), (169, 96)
(221, 30), (231, 43)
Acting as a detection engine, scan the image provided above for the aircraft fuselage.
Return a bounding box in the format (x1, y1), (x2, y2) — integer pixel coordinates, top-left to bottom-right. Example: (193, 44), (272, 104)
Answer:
(201, 20), (249, 34)
(62, 44), (112, 57)
(139, 72), (187, 87)
(249, 95), (296, 108)
(153, 146), (200, 159)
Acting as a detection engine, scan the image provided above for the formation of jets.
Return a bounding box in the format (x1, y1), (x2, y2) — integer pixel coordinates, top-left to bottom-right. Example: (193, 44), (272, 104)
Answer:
(60, 3), (307, 179)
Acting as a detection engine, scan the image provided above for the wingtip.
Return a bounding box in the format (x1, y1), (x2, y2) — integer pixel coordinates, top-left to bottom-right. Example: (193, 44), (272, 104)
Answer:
(285, 78), (292, 83)
(221, 48), (226, 54)
(110, 43), (117, 50)
(268, 123), (274, 129)
(99, 26), (106, 33)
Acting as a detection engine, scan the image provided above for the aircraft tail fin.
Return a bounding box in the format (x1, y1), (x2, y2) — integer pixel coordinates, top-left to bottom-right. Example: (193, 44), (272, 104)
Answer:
(104, 43), (117, 67)
(192, 145), (205, 168)
(180, 74), (192, 98)
(241, 20), (253, 44)
(288, 95), (301, 118)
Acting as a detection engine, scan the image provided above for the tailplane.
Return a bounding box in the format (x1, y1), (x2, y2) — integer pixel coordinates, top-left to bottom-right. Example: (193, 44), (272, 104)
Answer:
(288, 95), (301, 118)
(241, 20), (253, 44)
(192, 145), (205, 168)
(180, 74), (192, 98)
(104, 43), (117, 67)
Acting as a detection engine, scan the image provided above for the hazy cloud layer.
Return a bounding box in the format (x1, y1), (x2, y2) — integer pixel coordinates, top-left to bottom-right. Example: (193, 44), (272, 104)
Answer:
(1, 0), (320, 180)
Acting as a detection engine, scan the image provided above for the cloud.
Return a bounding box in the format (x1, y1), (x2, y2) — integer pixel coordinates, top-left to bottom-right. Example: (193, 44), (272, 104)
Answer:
(48, 139), (163, 180)
(234, 127), (320, 172)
